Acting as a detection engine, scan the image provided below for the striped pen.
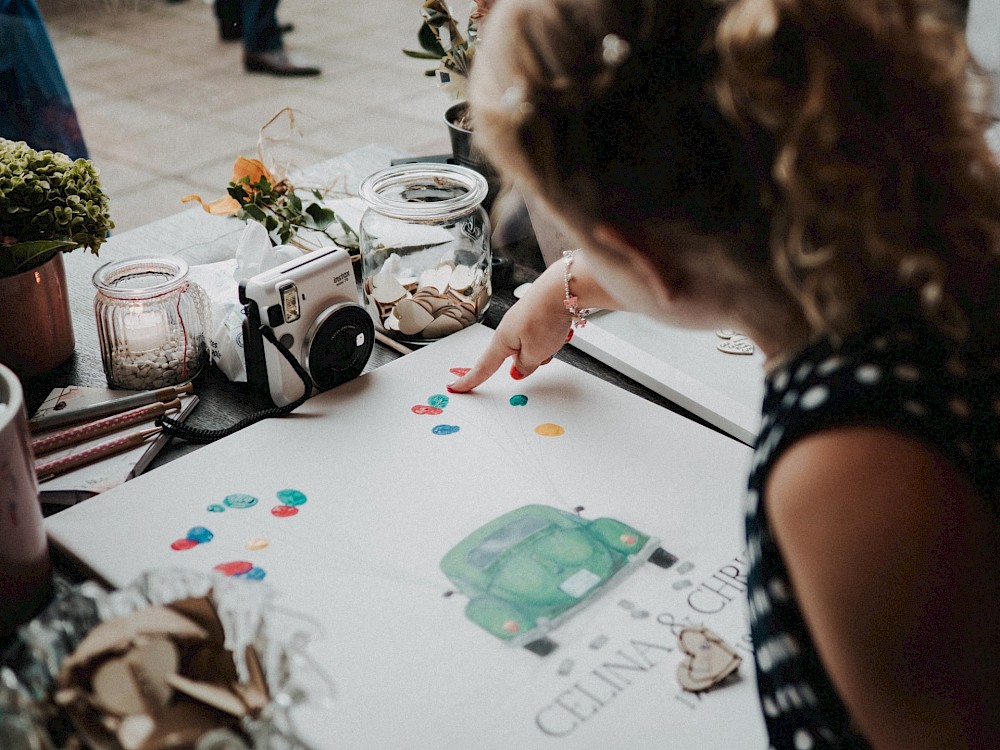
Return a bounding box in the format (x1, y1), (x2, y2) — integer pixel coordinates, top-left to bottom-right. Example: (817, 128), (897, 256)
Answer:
(35, 428), (163, 482)
(30, 399), (181, 457)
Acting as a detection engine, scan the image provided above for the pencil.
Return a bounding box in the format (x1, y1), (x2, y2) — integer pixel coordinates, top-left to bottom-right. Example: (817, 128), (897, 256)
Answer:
(30, 399), (181, 457)
(29, 383), (193, 433)
(374, 330), (413, 356)
(35, 427), (162, 482)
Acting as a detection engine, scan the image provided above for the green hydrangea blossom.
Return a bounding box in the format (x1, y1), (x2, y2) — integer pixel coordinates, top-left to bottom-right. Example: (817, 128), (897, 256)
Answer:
(0, 138), (114, 277)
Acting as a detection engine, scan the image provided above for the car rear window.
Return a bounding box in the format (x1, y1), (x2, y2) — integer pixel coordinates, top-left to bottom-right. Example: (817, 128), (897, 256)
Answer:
(468, 515), (550, 569)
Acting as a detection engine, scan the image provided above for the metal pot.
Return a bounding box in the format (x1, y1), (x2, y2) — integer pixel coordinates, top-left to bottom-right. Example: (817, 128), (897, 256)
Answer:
(0, 253), (76, 377)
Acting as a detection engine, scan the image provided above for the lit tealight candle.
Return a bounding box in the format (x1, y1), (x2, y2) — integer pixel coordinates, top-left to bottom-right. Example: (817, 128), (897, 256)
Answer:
(122, 307), (168, 352)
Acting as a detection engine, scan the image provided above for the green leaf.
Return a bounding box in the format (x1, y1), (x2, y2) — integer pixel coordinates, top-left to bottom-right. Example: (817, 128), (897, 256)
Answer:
(304, 202), (336, 231)
(417, 21), (446, 56)
(402, 48), (442, 60)
(0, 239), (78, 277)
(241, 204), (267, 222)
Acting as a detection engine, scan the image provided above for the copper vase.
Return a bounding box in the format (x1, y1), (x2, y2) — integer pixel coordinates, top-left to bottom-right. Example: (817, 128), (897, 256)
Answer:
(0, 253), (76, 377)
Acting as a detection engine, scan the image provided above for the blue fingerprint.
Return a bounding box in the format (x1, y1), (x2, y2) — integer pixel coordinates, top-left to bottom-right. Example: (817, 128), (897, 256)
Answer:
(432, 424), (460, 436)
(238, 567), (267, 581)
(186, 526), (214, 543)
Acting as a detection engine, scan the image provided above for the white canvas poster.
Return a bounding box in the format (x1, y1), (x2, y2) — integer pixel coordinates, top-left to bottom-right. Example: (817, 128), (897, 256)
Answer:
(47, 324), (765, 749)
(572, 311), (766, 444)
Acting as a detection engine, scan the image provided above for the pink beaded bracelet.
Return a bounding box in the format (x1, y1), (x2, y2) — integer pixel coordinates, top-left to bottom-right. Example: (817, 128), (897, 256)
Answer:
(561, 249), (591, 329)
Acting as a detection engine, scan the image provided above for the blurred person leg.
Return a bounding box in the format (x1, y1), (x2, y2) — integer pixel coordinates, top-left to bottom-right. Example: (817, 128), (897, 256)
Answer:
(0, 0), (88, 159)
(215, 0), (242, 41)
(242, 0), (318, 76)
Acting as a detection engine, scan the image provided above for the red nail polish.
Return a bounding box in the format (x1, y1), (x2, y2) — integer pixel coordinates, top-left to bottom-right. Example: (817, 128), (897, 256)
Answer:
(565, 329), (574, 344)
(510, 364), (525, 380)
(446, 382), (458, 393)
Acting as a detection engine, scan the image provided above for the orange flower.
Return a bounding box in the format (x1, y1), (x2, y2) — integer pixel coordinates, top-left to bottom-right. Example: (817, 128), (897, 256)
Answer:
(182, 157), (276, 215)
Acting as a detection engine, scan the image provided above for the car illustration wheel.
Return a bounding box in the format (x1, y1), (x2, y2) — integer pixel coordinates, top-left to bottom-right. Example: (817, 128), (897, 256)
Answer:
(525, 636), (558, 656)
(648, 547), (678, 569)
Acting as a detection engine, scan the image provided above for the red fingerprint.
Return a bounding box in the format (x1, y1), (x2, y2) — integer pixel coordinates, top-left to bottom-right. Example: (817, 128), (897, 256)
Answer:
(271, 505), (299, 517)
(449, 367), (470, 376)
(171, 538), (199, 551)
(214, 560), (253, 576)
(411, 404), (443, 415)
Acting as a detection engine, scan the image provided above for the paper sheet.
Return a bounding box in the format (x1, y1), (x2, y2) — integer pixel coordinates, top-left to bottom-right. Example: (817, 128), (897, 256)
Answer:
(46, 324), (764, 749)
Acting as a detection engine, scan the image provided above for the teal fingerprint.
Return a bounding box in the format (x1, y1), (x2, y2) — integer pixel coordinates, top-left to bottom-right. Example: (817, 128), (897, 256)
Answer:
(432, 424), (460, 435)
(207, 504), (226, 513)
(427, 394), (449, 409)
(277, 488), (308, 507)
(223, 493), (258, 509)
(509, 394), (529, 406)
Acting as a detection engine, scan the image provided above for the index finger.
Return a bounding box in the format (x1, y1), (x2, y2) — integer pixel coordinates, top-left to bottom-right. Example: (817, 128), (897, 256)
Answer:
(447, 334), (517, 393)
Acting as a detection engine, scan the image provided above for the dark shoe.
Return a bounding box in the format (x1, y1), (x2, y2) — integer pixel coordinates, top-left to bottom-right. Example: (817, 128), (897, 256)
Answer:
(244, 50), (320, 77)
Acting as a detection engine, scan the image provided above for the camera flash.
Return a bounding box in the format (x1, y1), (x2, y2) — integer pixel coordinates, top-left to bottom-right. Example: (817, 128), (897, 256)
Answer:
(278, 281), (301, 324)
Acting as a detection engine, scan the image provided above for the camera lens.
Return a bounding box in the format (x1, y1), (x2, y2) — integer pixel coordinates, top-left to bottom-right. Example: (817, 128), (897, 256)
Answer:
(304, 303), (375, 390)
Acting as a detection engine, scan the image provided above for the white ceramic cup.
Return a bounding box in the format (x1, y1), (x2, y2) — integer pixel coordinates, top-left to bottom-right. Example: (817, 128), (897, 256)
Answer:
(0, 363), (51, 640)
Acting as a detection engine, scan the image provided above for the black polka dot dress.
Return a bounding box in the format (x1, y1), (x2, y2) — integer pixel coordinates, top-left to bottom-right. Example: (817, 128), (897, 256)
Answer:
(745, 316), (999, 749)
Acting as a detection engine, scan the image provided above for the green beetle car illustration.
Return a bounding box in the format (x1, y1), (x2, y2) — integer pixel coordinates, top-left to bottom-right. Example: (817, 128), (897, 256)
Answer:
(441, 504), (677, 655)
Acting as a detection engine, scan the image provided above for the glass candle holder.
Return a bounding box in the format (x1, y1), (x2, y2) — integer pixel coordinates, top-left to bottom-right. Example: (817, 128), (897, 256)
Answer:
(359, 163), (491, 345)
(93, 257), (208, 390)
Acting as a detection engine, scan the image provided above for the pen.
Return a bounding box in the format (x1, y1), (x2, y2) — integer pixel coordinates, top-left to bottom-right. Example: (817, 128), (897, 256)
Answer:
(29, 383), (194, 433)
(30, 399), (181, 457)
(35, 427), (162, 482)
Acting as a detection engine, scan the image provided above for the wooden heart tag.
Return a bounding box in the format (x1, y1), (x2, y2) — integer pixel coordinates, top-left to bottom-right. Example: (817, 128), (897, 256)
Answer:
(675, 626), (742, 692)
(717, 337), (755, 355)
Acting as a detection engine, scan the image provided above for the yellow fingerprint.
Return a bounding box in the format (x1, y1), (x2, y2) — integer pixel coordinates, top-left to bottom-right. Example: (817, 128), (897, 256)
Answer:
(534, 423), (566, 437)
(246, 537), (270, 551)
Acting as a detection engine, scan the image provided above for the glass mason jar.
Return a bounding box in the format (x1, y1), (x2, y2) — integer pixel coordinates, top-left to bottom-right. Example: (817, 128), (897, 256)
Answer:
(359, 163), (491, 345)
(93, 257), (209, 390)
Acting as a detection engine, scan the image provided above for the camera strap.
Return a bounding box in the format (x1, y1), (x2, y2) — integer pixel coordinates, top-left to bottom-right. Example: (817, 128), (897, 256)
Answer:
(155, 324), (313, 444)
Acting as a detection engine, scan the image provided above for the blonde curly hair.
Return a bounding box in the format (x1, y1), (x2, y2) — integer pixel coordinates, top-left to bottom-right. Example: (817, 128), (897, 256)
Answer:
(470, 0), (1000, 345)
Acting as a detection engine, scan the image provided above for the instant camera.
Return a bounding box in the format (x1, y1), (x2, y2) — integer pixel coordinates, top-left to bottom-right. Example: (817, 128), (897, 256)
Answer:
(239, 247), (374, 408)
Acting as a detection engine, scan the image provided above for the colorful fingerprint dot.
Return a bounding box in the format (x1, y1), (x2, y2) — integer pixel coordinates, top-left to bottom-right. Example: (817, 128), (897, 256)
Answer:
(427, 394), (450, 409)
(432, 424), (460, 436)
(213, 560), (253, 577)
(171, 526), (214, 551)
(411, 404), (443, 416)
(276, 488), (308, 507)
(186, 526), (214, 544)
(534, 423), (566, 437)
(509, 394), (529, 406)
(246, 537), (270, 551)
(223, 493), (258, 509)
(271, 505), (299, 518)
(449, 367), (470, 377)
(207, 504), (226, 513)
(238, 566), (267, 581)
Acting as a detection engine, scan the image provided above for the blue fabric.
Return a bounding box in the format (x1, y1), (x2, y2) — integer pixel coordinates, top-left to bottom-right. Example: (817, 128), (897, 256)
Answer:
(0, 0), (88, 159)
(243, 0), (282, 53)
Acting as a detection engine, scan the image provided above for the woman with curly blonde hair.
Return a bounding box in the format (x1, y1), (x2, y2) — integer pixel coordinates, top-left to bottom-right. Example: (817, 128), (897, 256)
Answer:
(449, 0), (1000, 746)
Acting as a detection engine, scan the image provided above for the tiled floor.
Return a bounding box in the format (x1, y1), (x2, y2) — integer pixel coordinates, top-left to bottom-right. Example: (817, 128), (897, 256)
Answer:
(39, 0), (455, 233)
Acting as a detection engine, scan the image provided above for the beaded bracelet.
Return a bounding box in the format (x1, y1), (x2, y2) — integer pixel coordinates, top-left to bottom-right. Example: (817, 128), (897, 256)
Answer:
(561, 249), (591, 329)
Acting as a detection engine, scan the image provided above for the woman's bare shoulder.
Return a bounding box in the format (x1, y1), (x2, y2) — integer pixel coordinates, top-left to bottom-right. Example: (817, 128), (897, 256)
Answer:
(765, 426), (999, 749)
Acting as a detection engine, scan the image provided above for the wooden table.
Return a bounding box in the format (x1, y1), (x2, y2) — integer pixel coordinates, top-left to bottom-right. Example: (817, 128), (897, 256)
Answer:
(20, 145), (713, 478)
